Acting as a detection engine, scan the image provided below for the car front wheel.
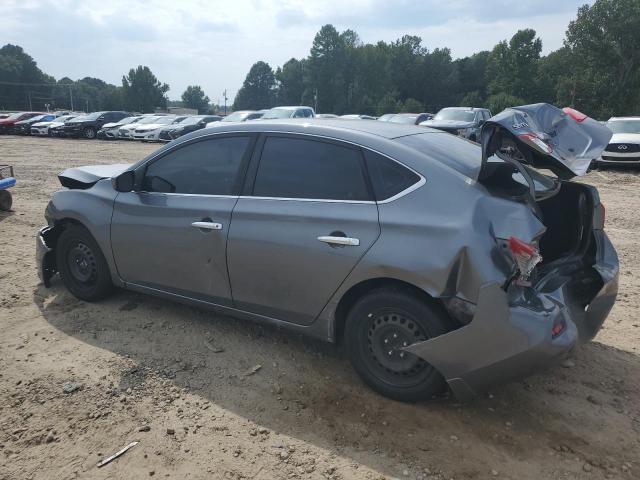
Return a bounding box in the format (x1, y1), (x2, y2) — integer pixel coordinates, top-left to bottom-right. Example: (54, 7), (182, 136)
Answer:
(83, 127), (97, 139)
(345, 287), (450, 402)
(56, 224), (113, 301)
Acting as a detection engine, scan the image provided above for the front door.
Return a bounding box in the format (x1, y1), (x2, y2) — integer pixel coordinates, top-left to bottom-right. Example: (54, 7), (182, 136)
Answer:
(111, 134), (254, 305)
(227, 135), (380, 325)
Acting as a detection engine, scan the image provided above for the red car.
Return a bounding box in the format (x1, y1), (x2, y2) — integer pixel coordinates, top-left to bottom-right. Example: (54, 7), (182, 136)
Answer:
(0, 112), (46, 134)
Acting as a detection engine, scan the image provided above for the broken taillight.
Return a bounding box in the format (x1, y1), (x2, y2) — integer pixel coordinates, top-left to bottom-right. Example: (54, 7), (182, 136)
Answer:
(508, 236), (542, 285)
(517, 132), (553, 154)
(562, 107), (588, 123)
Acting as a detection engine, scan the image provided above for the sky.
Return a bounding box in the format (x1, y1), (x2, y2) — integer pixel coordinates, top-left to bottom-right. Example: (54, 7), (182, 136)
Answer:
(1, 0), (594, 103)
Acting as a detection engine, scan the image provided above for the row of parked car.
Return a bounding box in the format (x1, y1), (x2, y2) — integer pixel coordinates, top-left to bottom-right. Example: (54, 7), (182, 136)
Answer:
(0, 105), (493, 143)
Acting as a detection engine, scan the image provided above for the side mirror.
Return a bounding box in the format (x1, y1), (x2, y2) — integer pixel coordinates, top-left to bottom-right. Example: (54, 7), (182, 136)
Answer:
(112, 170), (135, 192)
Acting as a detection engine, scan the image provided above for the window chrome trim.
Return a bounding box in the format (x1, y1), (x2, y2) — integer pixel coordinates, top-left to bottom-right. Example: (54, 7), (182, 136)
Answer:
(135, 129), (426, 204)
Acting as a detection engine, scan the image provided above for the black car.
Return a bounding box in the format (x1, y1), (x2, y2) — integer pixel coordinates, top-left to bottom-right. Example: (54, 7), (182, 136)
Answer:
(13, 114), (58, 135)
(158, 115), (222, 142)
(59, 111), (130, 139)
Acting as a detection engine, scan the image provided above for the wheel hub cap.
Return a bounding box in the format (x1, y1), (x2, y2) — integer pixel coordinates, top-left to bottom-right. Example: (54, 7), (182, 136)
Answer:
(68, 242), (96, 283)
(368, 312), (427, 376)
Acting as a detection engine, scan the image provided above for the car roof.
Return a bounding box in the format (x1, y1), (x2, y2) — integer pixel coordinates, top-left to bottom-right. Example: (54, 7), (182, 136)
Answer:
(181, 118), (437, 140)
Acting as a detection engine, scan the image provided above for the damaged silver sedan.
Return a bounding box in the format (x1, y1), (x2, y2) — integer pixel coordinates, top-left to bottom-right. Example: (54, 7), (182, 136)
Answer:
(36, 104), (618, 402)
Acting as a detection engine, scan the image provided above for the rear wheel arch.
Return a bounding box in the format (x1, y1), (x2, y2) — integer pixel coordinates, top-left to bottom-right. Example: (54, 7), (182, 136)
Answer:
(333, 277), (452, 344)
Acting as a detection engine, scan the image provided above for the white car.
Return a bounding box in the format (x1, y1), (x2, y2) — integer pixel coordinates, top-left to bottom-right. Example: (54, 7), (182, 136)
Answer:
(597, 117), (640, 166)
(260, 106), (315, 119)
(98, 116), (142, 140)
(118, 115), (164, 139)
(30, 114), (77, 136)
(131, 116), (186, 142)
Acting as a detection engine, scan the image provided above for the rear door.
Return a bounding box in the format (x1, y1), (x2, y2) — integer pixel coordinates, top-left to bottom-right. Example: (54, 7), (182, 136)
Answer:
(111, 134), (255, 305)
(227, 134), (380, 325)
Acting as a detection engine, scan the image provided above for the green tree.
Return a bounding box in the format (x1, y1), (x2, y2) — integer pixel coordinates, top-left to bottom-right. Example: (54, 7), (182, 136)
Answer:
(233, 61), (276, 110)
(276, 58), (305, 105)
(400, 98), (423, 112)
(121, 66), (169, 113)
(0, 44), (54, 111)
(486, 92), (525, 114)
(307, 25), (348, 113)
(375, 92), (401, 116)
(486, 29), (542, 102)
(562, 0), (640, 118)
(181, 85), (210, 113)
(460, 91), (484, 107)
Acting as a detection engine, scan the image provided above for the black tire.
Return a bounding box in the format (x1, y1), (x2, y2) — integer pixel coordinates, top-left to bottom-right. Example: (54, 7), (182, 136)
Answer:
(83, 127), (97, 139)
(56, 224), (113, 301)
(344, 288), (450, 402)
(0, 190), (12, 211)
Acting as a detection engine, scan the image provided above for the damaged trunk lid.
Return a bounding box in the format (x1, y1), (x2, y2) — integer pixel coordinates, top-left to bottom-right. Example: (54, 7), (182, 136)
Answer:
(480, 103), (612, 180)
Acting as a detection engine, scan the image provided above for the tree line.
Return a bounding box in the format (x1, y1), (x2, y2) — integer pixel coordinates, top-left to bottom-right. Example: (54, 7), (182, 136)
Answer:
(0, 46), (213, 114)
(1, 0), (638, 119)
(233, 0), (640, 119)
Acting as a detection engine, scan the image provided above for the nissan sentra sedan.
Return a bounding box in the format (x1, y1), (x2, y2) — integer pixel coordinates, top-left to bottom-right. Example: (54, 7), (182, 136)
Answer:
(36, 104), (618, 402)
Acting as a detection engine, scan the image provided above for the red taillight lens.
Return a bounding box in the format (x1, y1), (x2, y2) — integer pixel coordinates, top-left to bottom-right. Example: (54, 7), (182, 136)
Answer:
(562, 107), (588, 123)
(518, 132), (553, 154)
(508, 236), (542, 284)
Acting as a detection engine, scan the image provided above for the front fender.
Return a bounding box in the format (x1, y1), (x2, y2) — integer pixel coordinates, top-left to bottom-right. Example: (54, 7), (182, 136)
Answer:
(45, 180), (122, 286)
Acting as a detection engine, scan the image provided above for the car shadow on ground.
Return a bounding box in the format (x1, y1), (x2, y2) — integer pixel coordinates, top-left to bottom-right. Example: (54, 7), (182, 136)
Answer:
(0, 210), (15, 223)
(33, 281), (640, 477)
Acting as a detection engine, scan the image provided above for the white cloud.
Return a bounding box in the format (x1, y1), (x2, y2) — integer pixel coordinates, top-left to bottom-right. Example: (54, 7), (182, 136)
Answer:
(0, 0), (593, 102)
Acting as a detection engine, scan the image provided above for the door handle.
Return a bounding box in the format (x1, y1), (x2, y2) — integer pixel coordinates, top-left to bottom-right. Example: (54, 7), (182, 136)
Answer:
(191, 221), (223, 230)
(317, 235), (360, 246)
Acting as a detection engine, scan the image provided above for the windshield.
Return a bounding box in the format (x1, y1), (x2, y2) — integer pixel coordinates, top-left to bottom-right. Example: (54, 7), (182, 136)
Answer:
(607, 120), (640, 134)
(176, 116), (203, 126)
(434, 109), (475, 122)
(389, 115), (417, 124)
(138, 116), (164, 124)
(55, 115), (75, 122)
(377, 114), (395, 122)
(117, 116), (140, 125)
(262, 108), (294, 119)
(5, 112), (26, 120)
(23, 114), (47, 122)
(75, 111), (104, 121)
(222, 111), (249, 122)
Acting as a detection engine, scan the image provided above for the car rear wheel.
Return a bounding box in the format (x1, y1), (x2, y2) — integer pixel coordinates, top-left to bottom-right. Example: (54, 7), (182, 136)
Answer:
(83, 127), (97, 139)
(344, 287), (450, 402)
(56, 224), (113, 301)
(0, 190), (12, 211)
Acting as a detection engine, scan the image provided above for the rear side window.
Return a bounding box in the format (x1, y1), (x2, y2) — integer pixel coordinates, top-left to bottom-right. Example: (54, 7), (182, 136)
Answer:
(364, 150), (421, 201)
(142, 136), (250, 195)
(253, 136), (370, 201)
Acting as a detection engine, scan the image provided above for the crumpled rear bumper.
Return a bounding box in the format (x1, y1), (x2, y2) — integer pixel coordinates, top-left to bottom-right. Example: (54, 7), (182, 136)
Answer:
(406, 230), (619, 401)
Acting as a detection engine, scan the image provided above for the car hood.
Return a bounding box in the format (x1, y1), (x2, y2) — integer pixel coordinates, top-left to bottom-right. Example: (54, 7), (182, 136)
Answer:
(609, 133), (640, 144)
(101, 122), (121, 129)
(480, 103), (612, 179)
(136, 124), (165, 130)
(422, 119), (475, 129)
(58, 164), (132, 189)
(32, 121), (56, 127)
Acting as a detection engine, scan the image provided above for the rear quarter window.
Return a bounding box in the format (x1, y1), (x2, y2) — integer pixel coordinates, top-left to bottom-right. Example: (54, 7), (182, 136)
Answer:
(364, 150), (421, 201)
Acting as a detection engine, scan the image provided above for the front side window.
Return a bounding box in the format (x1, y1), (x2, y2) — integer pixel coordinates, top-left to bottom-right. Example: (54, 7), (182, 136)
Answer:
(253, 136), (370, 201)
(142, 136), (251, 195)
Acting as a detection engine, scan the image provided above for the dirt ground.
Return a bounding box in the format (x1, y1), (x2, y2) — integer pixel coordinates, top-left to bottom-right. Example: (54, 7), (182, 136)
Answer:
(0, 135), (638, 480)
